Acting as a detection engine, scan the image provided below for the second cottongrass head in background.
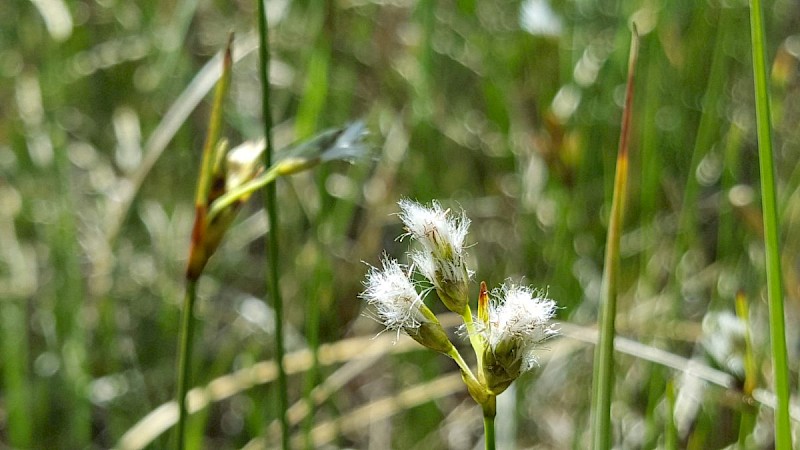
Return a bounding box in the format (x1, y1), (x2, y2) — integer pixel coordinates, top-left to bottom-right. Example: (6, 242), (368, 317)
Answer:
(361, 199), (558, 445)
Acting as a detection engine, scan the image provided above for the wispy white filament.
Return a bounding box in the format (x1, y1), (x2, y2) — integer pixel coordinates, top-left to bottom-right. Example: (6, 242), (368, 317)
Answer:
(398, 199), (472, 289)
(360, 256), (427, 333)
(486, 283), (557, 370)
(397, 199), (469, 258)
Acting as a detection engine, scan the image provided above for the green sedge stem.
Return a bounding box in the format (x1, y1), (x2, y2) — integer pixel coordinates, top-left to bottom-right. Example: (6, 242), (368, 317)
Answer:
(748, 0), (792, 446)
(447, 346), (477, 382)
(483, 413), (496, 450)
(256, 1), (290, 448)
(206, 165), (281, 223)
(591, 26), (638, 450)
(461, 306), (484, 373)
(206, 156), (321, 224)
(175, 279), (197, 450)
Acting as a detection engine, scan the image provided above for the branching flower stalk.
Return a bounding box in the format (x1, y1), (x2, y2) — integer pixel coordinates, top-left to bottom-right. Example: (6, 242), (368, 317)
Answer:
(176, 36), (367, 450)
(362, 200), (557, 449)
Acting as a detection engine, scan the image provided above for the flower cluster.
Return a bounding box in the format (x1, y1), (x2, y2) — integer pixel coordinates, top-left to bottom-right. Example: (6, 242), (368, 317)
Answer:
(183, 38), (367, 283)
(481, 284), (558, 393)
(186, 122), (367, 281)
(398, 199), (472, 315)
(360, 257), (453, 354)
(361, 199), (558, 404)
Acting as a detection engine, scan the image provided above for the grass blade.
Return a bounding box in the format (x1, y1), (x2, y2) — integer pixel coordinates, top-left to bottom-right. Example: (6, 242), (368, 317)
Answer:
(1, 301), (31, 447)
(748, 0), (792, 446)
(736, 291), (758, 446)
(174, 280), (198, 450)
(590, 26), (639, 449)
(256, 2), (290, 448)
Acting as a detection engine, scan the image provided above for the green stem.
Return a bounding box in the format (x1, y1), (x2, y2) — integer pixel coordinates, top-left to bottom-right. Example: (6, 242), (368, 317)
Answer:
(206, 165), (281, 222)
(257, 2), (290, 449)
(483, 404), (496, 450)
(1, 300), (31, 448)
(175, 279), (198, 450)
(748, 0), (792, 447)
(447, 346), (490, 409)
(448, 346), (476, 380)
(591, 27), (639, 450)
(736, 291), (757, 446)
(461, 305), (484, 372)
(302, 291), (321, 450)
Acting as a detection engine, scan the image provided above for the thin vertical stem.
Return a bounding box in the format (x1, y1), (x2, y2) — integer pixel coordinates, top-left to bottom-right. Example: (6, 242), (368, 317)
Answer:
(483, 402), (497, 450)
(461, 306), (484, 367)
(175, 280), (197, 450)
(736, 291), (757, 446)
(1, 300), (31, 448)
(301, 9), (332, 445)
(483, 415), (496, 450)
(54, 122), (91, 450)
(257, 2), (290, 449)
(591, 27), (639, 450)
(748, 0), (792, 446)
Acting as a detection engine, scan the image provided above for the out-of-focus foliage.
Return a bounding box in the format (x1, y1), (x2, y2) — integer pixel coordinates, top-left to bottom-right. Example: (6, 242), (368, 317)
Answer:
(2, 0), (800, 448)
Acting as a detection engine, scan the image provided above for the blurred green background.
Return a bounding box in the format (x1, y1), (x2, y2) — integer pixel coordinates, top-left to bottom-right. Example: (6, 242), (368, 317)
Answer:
(2, 0), (800, 448)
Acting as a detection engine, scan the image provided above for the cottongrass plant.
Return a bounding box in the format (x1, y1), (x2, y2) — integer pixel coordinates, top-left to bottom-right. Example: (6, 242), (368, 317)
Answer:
(362, 200), (557, 449)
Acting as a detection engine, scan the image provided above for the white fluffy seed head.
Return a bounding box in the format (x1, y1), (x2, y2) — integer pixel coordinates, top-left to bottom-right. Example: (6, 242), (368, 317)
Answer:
(360, 256), (428, 332)
(486, 283), (558, 371)
(410, 250), (436, 282)
(398, 199), (472, 297)
(397, 199), (470, 260)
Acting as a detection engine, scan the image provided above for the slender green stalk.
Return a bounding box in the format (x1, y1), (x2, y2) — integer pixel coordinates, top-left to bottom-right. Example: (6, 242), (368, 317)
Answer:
(446, 345), (491, 418)
(302, 285), (322, 450)
(461, 305), (485, 368)
(481, 395), (497, 450)
(590, 27), (639, 450)
(256, 2), (290, 448)
(748, 1), (792, 447)
(736, 291), (757, 447)
(1, 301), (31, 448)
(676, 6), (730, 258)
(299, 14), (331, 444)
(447, 346), (476, 381)
(718, 124), (744, 263)
(175, 280), (198, 450)
(53, 115), (91, 449)
(483, 413), (496, 450)
(207, 164), (282, 221)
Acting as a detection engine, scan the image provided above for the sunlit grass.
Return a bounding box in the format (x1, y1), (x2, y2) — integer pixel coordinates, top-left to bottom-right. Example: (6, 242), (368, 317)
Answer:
(3, 1), (800, 448)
